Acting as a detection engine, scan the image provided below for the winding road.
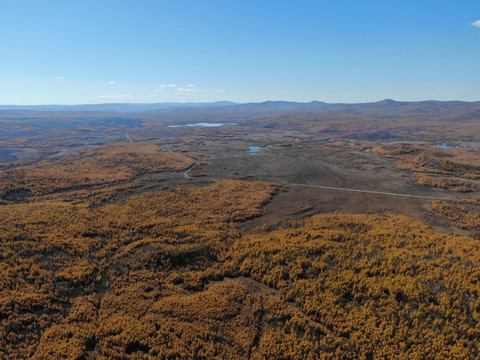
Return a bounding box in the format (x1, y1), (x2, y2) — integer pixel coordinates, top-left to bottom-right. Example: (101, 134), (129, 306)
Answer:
(184, 162), (197, 179)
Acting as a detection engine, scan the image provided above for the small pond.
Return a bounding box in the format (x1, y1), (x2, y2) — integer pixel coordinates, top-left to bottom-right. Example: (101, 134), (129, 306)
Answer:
(249, 146), (262, 155)
(168, 122), (236, 128)
(437, 145), (460, 149)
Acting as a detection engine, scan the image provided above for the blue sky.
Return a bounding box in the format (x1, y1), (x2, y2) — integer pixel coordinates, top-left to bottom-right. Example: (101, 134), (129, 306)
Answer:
(1, 0), (480, 104)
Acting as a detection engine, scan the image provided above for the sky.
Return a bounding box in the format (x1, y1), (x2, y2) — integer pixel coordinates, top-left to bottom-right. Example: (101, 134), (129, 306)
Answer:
(1, 0), (480, 104)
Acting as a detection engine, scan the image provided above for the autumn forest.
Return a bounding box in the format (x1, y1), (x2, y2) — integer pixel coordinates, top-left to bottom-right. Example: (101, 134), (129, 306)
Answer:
(1, 101), (480, 359)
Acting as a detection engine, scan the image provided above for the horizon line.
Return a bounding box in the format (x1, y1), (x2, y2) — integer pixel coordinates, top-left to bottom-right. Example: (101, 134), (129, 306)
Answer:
(0, 98), (478, 108)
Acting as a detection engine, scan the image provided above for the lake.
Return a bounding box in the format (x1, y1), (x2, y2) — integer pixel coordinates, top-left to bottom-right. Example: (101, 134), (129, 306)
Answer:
(168, 122), (237, 128)
(437, 145), (460, 149)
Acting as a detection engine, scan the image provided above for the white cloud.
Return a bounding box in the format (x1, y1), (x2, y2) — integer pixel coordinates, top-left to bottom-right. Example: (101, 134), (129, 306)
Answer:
(158, 84), (166, 88)
(176, 87), (199, 93)
(473, 20), (480, 27)
(168, 84), (177, 87)
(98, 94), (132, 99)
(109, 80), (116, 84)
(215, 89), (225, 93)
(187, 84), (195, 87)
(138, 90), (147, 93)
(175, 88), (200, 92)
(55, 76), (64, 80)
(154, 88), (163, 92)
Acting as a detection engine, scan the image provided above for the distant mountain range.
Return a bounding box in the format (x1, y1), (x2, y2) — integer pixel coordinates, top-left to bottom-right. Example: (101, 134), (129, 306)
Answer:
(0, 99), (479, 115)
(1, 99), (479, 144)
(0, 101), (237, 112)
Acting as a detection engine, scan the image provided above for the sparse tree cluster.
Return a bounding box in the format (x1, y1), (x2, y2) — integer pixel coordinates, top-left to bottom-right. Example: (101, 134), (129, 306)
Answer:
(0, 142), (193, 204)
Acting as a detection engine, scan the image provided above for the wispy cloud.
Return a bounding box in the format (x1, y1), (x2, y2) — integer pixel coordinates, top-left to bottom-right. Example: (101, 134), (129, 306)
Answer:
(168, 84), (177, 87)
(158, 84), (166, 88)
(154, 88), (163, 92)
(98, 94), (132, 99)
(55, 76), (64, 80)
(472, 20), (480, 27)
(109, 80), (116, 84)
(176, 87), (198, 93)
(215, 89), (225, 93)
(187, 84), (195, 87)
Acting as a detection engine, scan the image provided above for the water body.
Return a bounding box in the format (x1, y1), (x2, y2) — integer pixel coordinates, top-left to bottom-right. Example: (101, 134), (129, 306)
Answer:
(168, 122), (237, 128)
(437, 145), (460, 149)
(249, 146), (262, 155)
